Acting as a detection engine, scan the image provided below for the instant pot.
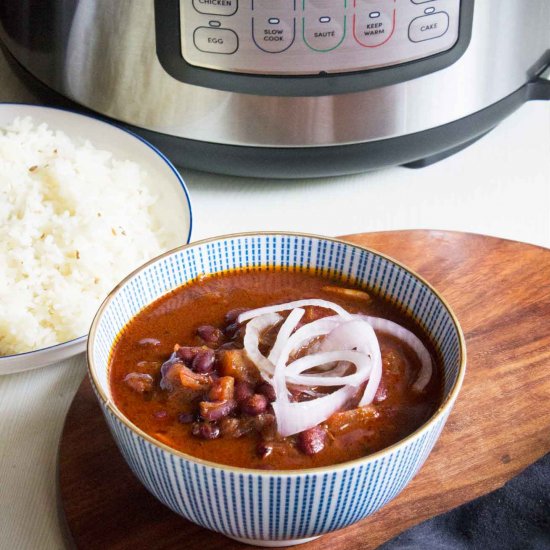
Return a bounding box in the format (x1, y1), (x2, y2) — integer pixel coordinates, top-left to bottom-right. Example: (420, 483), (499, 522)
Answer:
(1, 0), (549, 178)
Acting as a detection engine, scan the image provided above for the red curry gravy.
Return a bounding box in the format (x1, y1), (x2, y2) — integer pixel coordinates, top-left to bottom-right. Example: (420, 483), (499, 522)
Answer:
(109, 268), (442, 470)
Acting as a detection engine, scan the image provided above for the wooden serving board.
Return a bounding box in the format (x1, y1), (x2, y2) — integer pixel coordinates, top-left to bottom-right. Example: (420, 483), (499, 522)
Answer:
(57, 230), (550, 549)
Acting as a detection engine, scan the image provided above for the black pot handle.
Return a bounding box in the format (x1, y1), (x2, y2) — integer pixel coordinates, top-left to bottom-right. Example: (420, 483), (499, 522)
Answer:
(527, 65), (550, 100)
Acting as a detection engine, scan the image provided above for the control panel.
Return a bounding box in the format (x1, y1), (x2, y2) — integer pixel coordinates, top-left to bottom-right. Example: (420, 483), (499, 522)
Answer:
(180, 0), (461, 75)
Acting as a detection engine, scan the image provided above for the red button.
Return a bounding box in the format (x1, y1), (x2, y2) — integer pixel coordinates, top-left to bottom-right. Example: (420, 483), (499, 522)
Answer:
(353, 3), (395, 48)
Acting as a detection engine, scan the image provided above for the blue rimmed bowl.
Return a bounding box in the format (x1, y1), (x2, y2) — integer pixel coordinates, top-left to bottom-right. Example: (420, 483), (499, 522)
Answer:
(87, 232), (466, 547)
(0, 103), (192, 375)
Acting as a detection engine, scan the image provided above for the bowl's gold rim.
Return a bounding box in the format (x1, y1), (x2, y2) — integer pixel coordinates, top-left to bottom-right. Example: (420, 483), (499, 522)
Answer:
(87, 231), (467, 477)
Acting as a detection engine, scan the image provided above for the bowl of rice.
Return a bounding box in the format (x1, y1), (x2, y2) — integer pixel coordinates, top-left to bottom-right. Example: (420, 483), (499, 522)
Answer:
(0, 104), (192, 375)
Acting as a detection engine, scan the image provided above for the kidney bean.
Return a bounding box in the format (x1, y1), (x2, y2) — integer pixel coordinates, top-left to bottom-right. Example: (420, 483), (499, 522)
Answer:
(123, 373), (153, 394)
(256, 382), (276, 402)
(234, 381), (254, 403)
(174, 345), (202, 364)
(177, 412), (195, 424)
(174, 346), (194, 362)
(224, 320), (246, 342)
(200, 399), (237, 422)
(192, 422), (220, 440)
(225, 308), (248, 324)
(297, 426), (327, 456)
(233, 326), (246, 342)
(241, 393), (268, 416)
(192, 349), (216, 374)
(224, 322), (240, 338)
(197, 325), (223, 345)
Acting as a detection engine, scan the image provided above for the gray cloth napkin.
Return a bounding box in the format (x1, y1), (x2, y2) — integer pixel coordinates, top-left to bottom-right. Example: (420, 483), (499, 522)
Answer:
(380, 453), (550, 550)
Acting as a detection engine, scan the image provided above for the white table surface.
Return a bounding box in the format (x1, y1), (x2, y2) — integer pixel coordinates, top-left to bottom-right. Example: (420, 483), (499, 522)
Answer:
(0, 46), (549, 550)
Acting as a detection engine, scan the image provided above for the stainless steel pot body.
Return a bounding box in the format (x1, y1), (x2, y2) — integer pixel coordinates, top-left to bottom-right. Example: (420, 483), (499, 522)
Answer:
(0, 0), (548, 150)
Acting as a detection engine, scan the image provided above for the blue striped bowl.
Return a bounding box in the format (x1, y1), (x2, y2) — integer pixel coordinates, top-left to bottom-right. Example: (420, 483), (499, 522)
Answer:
(87, 233), (466, 547)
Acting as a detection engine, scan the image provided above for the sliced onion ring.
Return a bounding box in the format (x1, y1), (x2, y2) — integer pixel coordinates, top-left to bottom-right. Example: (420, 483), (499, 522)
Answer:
(240, 302), (434, 438)
(237, 299), (351, 324)
(242, 312), (281, 379)
(320, 319), (382, 406)
(271, 321), (375, 436)
(284, 350), (372, 387)
(272, 385), (357, 438)
(357, 315), (433, 392)
(275, 316), (342, 370)
(268, 308), (305, 365)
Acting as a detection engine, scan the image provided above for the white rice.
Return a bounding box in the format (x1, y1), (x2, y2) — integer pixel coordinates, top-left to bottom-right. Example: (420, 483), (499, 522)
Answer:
(0, 117), (170, 355)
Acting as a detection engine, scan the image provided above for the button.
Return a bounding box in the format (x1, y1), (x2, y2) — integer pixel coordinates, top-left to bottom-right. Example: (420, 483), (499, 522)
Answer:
(252, 16), (296, 53)
(303, 0), (346, 52)
(408, 12), (449, 42)
(193, 27), (239, 54)
(353, 2), (395, 47)
(192, 0), (238, 16)
(252, 0), (296, 53)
